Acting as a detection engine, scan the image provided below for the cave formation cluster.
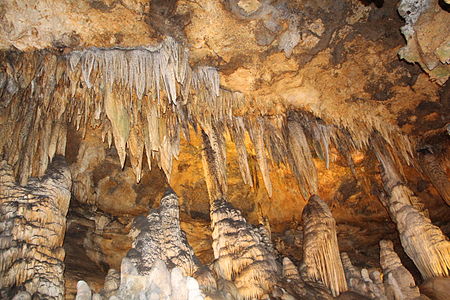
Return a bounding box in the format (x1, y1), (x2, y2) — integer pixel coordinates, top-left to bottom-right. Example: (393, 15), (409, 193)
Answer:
(0, 0), (449, 299)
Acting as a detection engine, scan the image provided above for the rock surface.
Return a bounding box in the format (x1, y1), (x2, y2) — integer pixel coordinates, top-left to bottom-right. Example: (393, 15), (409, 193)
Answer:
(0, 156), (71, 299)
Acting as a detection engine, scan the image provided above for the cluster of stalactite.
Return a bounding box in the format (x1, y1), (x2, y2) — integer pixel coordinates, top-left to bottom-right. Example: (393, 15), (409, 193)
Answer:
(126, 189), (216, 291)
(0, 156), (71, 299)
(374, 142), (450, 281)
(0, 37), (414, 200)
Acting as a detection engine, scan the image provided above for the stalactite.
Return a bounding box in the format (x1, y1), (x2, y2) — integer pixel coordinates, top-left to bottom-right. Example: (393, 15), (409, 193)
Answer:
(302, 195), (348, 297)
(0, 156), (71, 299)
(229, 116), (253, 187)
(127, 189), (216, 292)
(210, 198), (279, 299)
(248, 117), (273, 197)
(286, 117), (318, 198)
(375, 143), (450, 280)
(200, 124), (227, 201)
(379, 240), (422, 300)
(0, 39), (415, 207)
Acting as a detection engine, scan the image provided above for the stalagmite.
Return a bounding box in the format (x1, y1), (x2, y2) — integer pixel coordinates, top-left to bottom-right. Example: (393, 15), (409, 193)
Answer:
(75, 259), (205, 300)
(379, 240), (422, 300)
(0, 156), (71, 299)
(375, 145), (450, 279)
(341, 252), (386, 299)
(210, 198), (279, 299)
(281, 257), (333, 300)
(102, 269), (120, 298)
(127, 189), (216, 291)
(302, 195), (348, 297)
(75, 281), (92, 300)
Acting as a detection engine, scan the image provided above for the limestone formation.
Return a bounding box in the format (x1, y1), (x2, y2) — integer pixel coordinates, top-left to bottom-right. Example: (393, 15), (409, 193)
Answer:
(281, 257), (333, 300)
(75, 281), (92, 300)
(101, 269), (120, 299)
(379, 240), (421, 300)
(302, 195), (348, 297)
(0, 156), (71, 299)
(75, 258), (205, 300)
(376, 147), (450, 280)
(127, 189), (216, 291)
(398, 0), (450, 84)
(210, 198), (279, 299)
(341, 252), (386, 299)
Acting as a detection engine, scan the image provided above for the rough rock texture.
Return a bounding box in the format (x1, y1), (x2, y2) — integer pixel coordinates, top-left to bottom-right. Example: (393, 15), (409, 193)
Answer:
(210, 198), (278, 299)
(418, 149), (450, 206)
(379, 240), (422, 300)
(127, 189), (216, 291)
(1, 1), (450, 299)
(302, 195), (348, 297)
(0, 0), (156, 50)
(0, 156), (71, 299)
(398, 0), (450, 84)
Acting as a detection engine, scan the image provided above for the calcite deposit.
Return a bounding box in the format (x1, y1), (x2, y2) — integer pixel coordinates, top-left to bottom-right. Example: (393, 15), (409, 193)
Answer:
(0, 156), (71, 299)
(302, 195), (348, 297)
(0, 0), (449, 299)
(210, 198), (278, 299)
(379, 239), (422, 300)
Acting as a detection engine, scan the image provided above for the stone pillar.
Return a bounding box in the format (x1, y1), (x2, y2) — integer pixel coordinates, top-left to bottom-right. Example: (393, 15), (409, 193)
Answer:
(0, 156), (71, 299)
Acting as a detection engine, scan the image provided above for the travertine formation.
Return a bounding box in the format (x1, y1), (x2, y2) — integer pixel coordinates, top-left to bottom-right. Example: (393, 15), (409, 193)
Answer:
(302, 195), (348, 297)
(126, 189), (215, 291)
(0, 156), (71, 299)
(379, 240), (422, 300)
(210, 198), (279, 299)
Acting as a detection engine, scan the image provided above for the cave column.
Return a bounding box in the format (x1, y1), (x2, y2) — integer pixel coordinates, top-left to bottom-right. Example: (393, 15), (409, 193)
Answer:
(0, 156), (72, 299)
(375, 148), (450, 280)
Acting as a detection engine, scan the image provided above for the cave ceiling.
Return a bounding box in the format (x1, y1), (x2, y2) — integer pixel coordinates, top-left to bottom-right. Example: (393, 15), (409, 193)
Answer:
(0, 0), (449, 298)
